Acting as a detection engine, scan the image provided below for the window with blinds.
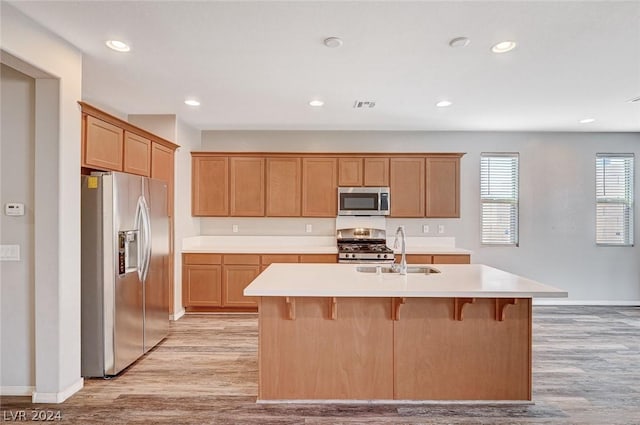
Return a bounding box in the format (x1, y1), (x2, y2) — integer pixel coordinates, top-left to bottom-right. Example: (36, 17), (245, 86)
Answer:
(596, 154), (634, 246)
(480, 153), (519, 245)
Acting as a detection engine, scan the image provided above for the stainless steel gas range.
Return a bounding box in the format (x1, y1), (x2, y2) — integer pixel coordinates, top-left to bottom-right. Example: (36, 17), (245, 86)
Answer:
(336, 228), (395, 264)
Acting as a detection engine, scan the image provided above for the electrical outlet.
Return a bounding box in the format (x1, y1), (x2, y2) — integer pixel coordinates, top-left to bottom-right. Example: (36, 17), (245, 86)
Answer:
(422, 224), (430, 233)
(305, 224), (313, 233)
(438, 225), (445, 234)
(232, 224), (239, 233)
(0, 244), (20, 261)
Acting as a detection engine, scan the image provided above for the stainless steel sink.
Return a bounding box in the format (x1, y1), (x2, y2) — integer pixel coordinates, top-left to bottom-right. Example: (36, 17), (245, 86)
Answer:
(356, 265), (441, 274)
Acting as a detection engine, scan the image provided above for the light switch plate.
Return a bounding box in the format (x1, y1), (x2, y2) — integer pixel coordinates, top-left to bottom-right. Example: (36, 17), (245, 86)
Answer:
(0, 245), (20, 261)
(305, 224), (313, 233)
(438, 225), (445, 234)
(422, 225), (430, 233)
(232, 224), (239, 233)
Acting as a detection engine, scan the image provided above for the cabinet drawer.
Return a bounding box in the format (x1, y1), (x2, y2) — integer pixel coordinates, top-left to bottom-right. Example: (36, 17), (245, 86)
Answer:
(299, 254), (337, 263)
(223, 254), (260, 265)
(261, 254), (300, 266)
(183, 253), (222, 265)
(401, 255), (433, 264)
(432, 254), (470, 264)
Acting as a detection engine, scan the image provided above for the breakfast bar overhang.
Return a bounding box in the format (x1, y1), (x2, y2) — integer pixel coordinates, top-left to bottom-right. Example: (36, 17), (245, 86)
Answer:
(244, 263), (568, 402)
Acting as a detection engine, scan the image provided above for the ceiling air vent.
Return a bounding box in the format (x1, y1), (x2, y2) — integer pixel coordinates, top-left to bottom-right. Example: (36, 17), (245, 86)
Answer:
(353, 100), (376, 109)
(628, 95), (640, 103)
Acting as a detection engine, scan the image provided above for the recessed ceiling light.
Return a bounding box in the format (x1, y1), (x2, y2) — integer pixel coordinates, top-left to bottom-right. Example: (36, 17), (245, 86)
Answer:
(449, 37), (470, 48)
(491, 41), (517, 53)
(323, 37), (343, 48)
(105, 40), (130, 52)
(184, 99), (200, 106)
(579, 118), (595, 124)
(309, 100), (324, 107)
(436, 100), (453, 107)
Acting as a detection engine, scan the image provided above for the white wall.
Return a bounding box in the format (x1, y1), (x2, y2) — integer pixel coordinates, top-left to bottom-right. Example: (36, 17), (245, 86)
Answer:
(1, 3), (83, 402)
(0, 64), (35, 394)
(174, 121), (201, 316)
(201, 130), (640, 303)
(129, 115), (201, 318)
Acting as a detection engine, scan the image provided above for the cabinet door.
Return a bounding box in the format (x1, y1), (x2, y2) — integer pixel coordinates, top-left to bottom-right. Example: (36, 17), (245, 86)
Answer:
(302, 158), (337, 217)
(364, 157), (389, 186)
(182, 265), (222, 307)
(390, 158), (425, 217)
(123, 131), (151, 176)
(266, 158), (301, 216)
(230, 157), (265, 216)
(338, 157), (363, 186)
(426, 157), (460, 218)
(192, 156), (228, 216)
(84, 116), (124, 171)
(150, 143), (174, 216)
(223, 265), (260, 307)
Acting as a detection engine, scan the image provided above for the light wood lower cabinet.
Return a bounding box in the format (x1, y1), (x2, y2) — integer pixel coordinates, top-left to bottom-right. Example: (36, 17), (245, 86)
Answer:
(183, 252), (338, 311)
(223, 265), (260, 307)
(182, 265), (222, 307)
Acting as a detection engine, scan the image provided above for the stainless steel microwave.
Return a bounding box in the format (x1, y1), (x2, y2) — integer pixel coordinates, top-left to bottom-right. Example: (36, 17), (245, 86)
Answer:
(338, 187), (390, 216)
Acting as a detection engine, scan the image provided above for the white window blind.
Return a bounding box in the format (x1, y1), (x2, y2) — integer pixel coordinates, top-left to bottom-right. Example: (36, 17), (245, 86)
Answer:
(596, 154), (634, 246)
(481, 153), (519, 245)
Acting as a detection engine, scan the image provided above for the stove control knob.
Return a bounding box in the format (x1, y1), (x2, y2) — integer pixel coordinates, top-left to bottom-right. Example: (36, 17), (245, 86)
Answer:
(377, 254), (381, 258)
(383, 254), (387, 259)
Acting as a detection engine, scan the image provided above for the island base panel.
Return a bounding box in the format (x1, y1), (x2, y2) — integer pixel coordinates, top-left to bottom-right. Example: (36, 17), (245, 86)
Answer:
(394, 297), (531, 400)
(258, 297), (394, 400)
(258, 296), (531, 401)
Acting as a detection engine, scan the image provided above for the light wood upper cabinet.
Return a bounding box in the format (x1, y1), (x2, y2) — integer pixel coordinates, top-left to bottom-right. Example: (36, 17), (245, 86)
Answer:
(123, 131), (151, 176)
(338, 157), (363, 186)
(339, 157), (389, 187)
(192, 156), (229, 216)
(230, 157), (265, 216)
(266, 158), (301, 217)
(390, 158), (425, 217)
(84, 116), (124, 171)
(426, 157), (460, 218)
(364, 157), (389, 186)
(302, 158), (337, 217)
(150, 142), (174, 216)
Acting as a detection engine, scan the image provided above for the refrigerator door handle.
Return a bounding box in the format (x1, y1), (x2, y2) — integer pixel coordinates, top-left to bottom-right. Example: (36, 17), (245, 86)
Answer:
(134, 197), (146, 282)
(140, 196), (152, 282)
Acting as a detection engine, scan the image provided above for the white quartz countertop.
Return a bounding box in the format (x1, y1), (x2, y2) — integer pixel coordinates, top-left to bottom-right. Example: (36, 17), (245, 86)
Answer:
(244, 263), (568, 299)
(182, 236), (470, 255)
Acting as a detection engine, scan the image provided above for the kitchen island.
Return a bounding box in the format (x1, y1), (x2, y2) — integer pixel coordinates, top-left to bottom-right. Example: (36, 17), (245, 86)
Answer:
(244, 263), (567, 402)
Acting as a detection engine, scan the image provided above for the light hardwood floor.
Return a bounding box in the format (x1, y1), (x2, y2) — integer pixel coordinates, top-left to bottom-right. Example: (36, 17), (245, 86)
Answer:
(1, 306), (638, 424)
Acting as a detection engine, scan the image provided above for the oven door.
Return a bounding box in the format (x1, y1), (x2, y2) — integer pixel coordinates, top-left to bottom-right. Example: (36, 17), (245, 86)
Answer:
(338, 187), (389, 216)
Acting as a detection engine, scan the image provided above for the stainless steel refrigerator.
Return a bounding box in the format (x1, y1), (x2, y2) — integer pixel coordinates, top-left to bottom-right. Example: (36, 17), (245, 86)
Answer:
(81, 172), (169, 377)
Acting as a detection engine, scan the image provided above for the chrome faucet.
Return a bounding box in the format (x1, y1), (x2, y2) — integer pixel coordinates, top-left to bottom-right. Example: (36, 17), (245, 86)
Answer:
(392, 225), (407, 275)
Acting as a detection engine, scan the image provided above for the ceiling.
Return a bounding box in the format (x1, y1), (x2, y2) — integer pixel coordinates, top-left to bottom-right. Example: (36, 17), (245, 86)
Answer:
(8, 0), (640, 132)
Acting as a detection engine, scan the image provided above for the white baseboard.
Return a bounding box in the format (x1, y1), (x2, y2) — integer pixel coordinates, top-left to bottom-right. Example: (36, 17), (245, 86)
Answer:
(31, 378), (83, 404)
(533, 299), (640, 306)
(170, 308), (185, 321)
(1, 385), (34, 396)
